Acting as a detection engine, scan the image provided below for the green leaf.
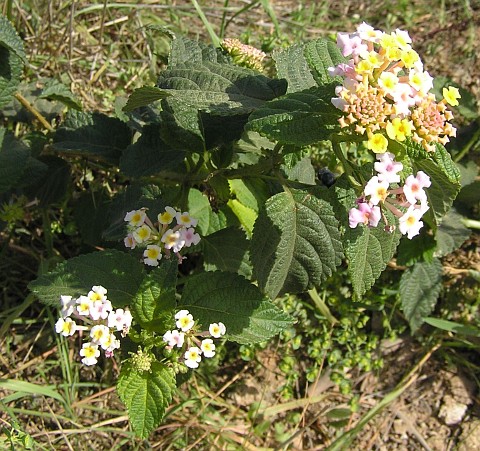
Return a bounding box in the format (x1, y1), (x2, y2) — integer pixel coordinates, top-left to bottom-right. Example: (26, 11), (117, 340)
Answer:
(180, 272), (293, 344)
(0, 15), (26, 61)
(303, 38), (346, 86)
(155, 62), (287, 116)
(53, 111), (131, 164)
(430, 143), (461, 184)
(123, 86), (170, 112)
(396, 234), (436, 266)
(229, 178), (269, 213)
(159, 99), (205, 152)
(39, 79), (82, 110)
(169, 35), (228, 66)
(0, 48), (23, 110)
(131, 260), (178, 331)
(0, 379), (65, 405)
(273, 43), (317, 93)
(202, 227), (252, 278)
(227, 199), (257, 237)
(0, 129), (30, 194)
(117, 361), (175, 439)
(282, 156), (316, 185)
(119, 124), (186, 177)
(399, 258), (443, 332)
(251, 188), (343, 299)
(424, 317), (480, 337)
(28, 249), (145, 308)
(24, 156), (70, 207)
(435, 209), (470, 257)
(413, 158), (461, 224)
(187, 188), (225, 236)
(246, 84), (341, 145)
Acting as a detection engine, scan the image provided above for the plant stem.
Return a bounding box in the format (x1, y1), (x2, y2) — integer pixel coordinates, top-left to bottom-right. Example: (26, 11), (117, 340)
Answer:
(14, 93), (54, 132)
(308, 288), (338, 325)
(190, 0), (220, 47)
(462, 218), (480, 229)
(331, 135), (363, 188)
(42, 210), (54, 259)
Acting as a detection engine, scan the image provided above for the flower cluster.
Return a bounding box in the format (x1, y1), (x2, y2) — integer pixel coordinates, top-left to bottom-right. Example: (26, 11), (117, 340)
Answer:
(124, 207), (200, 266)
(221, 38), (267, 72)
(55, 285), (132, 366)
(349, 152), (431, 239)
(163, 309), (226, 369)
(329, 23), (459, 152)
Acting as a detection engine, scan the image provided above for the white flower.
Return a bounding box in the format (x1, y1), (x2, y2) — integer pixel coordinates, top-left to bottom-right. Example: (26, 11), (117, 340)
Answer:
(399, 205), (424, 239)
(161, 229), (185, 253)
(175, 211), (198, 228)
(90, 325), (111, 347)
(143, 245), (162, 266)
(403, 171), (431, 205)
(87, 285), (108, 302)
(209, 322), (226, 338)
(124, 209), (146, 227)
(108, 308), (133, 332)
(162, 329), (185, 348)
(89, 299), (113, 321)
(364, 176), (389, 205)
(133, 224), (152, 244)
(76, 295), (92, 316)
(158, 206), (177, 225)
(200, 339), (216, 358)
(184, 346), (202, 369)
(124, 233), (137, 249)
(102, 332), (120, 352)
(175, 310), (195, 332)
(181, 228), (201, 247)
(80, 342), (100, 366)
(55, 317), (77, 337)
(374, 152), (403, 184)
(60, 295), (75, 318)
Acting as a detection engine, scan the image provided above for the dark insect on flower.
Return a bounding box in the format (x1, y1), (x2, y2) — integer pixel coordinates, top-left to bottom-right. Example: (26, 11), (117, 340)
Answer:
(317, 168), (336, 187)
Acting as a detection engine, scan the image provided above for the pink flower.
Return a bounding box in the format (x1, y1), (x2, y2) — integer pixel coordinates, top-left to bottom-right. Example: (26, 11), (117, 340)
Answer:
(163, 329), (185, 349)
(349, 202), (381, 228)
(181, 228), (201, 247)
(336, 33), (367, 58)
(89, 299), (113, 321)
(108, 308), (133, 332)
(402, 171), (431, 205)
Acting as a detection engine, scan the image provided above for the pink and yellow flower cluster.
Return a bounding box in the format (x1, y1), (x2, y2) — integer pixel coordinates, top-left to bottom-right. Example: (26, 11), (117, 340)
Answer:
(124, 207), (200, 266)
(163, 309), (226, 369)
(329, 23), (459, 152)
(349, 152), (431, 239)
(55, 285), (132, 366)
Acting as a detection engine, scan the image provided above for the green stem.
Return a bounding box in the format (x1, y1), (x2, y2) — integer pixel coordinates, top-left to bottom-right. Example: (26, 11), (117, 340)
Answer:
(15, 93), (54, 132)
(307, 288), (338, 325)
(190, 0), (220, 47)
(462, 218), (480, 230)
(42, 210), (54, 259)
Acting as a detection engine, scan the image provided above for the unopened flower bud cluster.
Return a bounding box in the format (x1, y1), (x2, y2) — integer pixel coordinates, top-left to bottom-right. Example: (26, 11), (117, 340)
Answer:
(163, 309), (226, 369)
(329, 22), (460, 153)
(349, 152), (431, 239)
(221, 38), (267, 72)
(55, 286), (132, 366)
(124, 207), (200, 266)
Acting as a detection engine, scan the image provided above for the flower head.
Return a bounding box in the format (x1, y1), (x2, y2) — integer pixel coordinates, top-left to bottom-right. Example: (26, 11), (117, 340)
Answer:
(161, 229), (185, 253)
(124, 209), (146, 227)
(200, 339), (216, 358)
(90, 325), (111, 346)
(443, 86), (461, 107)
(364, 176), (389, 205)
(133, 224), (152, 244)
(158, 206), (177, 225)
(175, 211), (198, 228)
(367, 133), (388, 153)
(60, 295), (75, 318)
(374, 152), (403, 184)
(209, 322), (226, 338)
(184, 346), (202, 369)
(403, 171), (431, 205)
(80, 342), (100, 366)
(76, 295), (93, 316)
(163, 329), (185, 349)
(55, 317), (77, 337)
(108, 308), (133, 332)
(398, 205), (424, 239)
(181, 228), (201, 247)
(175, 310), (195, 332)
(349, 202), (382, 228)
(143, 245), (162, 267)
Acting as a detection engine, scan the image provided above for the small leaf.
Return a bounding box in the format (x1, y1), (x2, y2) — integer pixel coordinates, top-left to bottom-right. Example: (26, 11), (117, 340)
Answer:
(117, 361), (176, 439)
(251, 188), (343, 299)
(246, 85), (341, 145)
(424, 317), (480, 337)
(123, 86), (170, 112)
(131, 260), (178, 331)
(180, 271), (293, 344)
(39, 79), (82, 110)
(0, 15), (26, 61)
(0, 129), (30, 194)
(282, 156), (316, 185)
(169, 35), (228, 66)
(0, 47), (23, 110)
(303, 38), (347, 86)
(202, 227), (252, 278)
(28, 249), (145, 308)
(119, 124), (186, 178)
(227, 199), (257, 237)
(187, 188), (226, 236)
(53, 111), (131, 164)
(399, 259), (443, 332)
(229, 178), (269, 213)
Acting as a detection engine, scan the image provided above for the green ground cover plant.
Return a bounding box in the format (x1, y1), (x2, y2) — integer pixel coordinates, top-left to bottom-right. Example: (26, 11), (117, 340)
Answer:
(1, 1), (479, 449)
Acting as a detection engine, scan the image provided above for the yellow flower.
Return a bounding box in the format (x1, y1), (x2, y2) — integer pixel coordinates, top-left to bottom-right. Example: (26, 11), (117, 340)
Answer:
(386, 118), (413, 142)
(442, 86), (461, 107)
(401, 49), (419, 68)
(367, 133), (388, 153)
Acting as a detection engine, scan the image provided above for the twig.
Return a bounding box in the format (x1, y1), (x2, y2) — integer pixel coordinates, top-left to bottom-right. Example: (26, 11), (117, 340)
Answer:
(14, 93), (54, 132)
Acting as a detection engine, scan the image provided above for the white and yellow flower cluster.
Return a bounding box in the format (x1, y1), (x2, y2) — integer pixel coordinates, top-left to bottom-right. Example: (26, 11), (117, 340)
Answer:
(163, 309), (226, 369)
(329, 22), (459, 152)
(124, 207), (200, 266)
(55, 285), (132, 366)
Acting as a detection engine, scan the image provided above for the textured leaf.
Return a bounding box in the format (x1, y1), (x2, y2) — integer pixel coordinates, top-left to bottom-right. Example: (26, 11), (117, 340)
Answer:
(202, 227), (252, 278)
(0, 15), (26, 61)
(0, 129), (30, 193)
(282, 156), (316, 185)
(229, 178), (269, 213)
(246, 85), (341, 145)
(180, 272), (293, 344)
(303, 38), (347, 86)
(169, 35), (229, 66)
(24, 156), (70, 207)
(117, 361), (175, 439)
(39, 79), (82, 110)
(399, 259), (443, 332)
(430, 143), (461, 184)
(28, 250), (145, 308)
(123, 86), (170, 111)
(131, 260), (178, 331)
(155, 62), (287, 116)
(273, 44), (317, 93)
(0, 46), (23, 109)
(119, 124), (186, 177)
(227, 199), (257, 237)
(53, 111), (131, 164)
(396, 234), (436, 266)
(251, 188), (343, 299)
(435, 209), (470, 257)
(187, 188), (226, 236)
